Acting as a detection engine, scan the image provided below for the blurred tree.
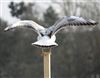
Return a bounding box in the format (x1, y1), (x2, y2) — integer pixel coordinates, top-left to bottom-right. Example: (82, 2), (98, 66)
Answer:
(9, 2), (26, 18)
(50, 1), (100, 78)
(6, 2), (44, 78)
(9, 2), (44, 25)
(0, 18), (13, 77)
(0, 18), (10, 67)
(1, 1), (99, 78)
(43, 6), (58, 26)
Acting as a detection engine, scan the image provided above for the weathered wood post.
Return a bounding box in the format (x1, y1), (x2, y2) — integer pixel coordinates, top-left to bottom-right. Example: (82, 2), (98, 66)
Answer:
(41, 48), (51, 78)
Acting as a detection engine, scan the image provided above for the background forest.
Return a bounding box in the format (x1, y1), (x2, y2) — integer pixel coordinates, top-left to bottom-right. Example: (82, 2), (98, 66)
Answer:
(0, 0), (100, 78)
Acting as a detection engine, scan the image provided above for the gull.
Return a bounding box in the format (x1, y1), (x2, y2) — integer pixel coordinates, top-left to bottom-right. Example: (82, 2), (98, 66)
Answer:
(4, 16), (98, 48)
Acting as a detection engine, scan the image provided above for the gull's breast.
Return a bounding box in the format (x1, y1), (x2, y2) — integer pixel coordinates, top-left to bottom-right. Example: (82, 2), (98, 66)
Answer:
(32, 36), (58, 48)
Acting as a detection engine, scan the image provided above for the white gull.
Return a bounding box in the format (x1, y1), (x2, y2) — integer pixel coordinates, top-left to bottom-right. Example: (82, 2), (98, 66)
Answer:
(4, 16), (98, 48)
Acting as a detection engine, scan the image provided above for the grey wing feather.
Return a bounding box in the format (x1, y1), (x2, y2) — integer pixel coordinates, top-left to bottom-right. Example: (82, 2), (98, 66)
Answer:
(47, 16), (98, 36)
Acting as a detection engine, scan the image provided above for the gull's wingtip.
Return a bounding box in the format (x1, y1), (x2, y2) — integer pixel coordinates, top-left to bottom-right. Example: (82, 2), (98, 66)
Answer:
(89, 19), (98, 25)
(4, 27), (9, 31)
(4, 26), (12, 31)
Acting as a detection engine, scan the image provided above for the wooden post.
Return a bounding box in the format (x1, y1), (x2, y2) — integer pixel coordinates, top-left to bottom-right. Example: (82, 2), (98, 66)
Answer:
(41, 48), (51, 78)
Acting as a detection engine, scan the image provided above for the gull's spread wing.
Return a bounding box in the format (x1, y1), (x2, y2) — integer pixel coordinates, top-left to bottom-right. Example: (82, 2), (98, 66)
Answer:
(47, 16), (98, 36)
(4, 20), (45, 34)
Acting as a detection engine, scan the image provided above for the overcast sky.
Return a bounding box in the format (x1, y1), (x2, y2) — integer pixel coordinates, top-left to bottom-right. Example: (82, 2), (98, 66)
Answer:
(0, 0), (52, 24)
(0, 0), (100, 24)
